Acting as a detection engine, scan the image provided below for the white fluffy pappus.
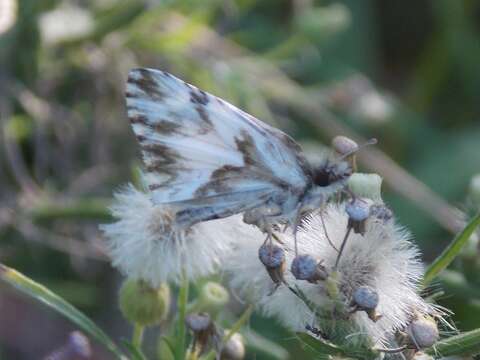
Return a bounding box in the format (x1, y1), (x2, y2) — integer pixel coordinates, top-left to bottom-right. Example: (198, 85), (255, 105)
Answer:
(101, 184), (253, 286)
(227, 203), (437, 347)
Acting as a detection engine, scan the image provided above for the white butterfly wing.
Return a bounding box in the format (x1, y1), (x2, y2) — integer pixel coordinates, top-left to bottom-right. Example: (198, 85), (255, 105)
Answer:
(126, 68), (311, 222)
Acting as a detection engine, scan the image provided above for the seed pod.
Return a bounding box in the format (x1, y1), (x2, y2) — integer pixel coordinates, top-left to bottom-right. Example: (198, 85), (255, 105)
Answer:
(346, 198), (370, 235)
(347, 173), (383, 202)
(186, 313), (215, 354)
(369, 203), (393, 223)
(407, 315), (439, 349)
(44, 331), (91, 360)
(351, 286), (381, 322)
(220, 332), (245, 360)
(259, 243), (286, 286)
(291, 254), (328, 283)
(412, 352), (434, 360)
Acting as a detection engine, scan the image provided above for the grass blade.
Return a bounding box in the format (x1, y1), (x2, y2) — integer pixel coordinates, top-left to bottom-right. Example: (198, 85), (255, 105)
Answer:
(0, 263), (124, 358)
(423, 213), (480, 287)
(426, 328), (480, 357)
(243, 329), (290, 360)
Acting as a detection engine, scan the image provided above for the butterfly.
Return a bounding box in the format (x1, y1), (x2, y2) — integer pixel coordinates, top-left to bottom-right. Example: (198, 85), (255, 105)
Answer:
(125, 68), (363, 245)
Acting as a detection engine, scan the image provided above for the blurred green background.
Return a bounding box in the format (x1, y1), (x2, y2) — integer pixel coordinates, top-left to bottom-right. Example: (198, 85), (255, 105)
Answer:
(0, 0), (479, 358)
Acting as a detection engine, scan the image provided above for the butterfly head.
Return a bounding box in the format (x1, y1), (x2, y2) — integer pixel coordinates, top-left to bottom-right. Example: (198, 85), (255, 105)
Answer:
(311, 136), (377, 188)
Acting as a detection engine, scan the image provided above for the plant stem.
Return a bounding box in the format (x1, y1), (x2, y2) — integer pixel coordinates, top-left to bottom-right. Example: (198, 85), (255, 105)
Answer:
(175, 272), (189, 360)
(132, 323), (144, 348)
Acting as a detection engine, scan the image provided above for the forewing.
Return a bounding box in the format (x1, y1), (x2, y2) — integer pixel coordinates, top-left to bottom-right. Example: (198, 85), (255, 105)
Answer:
(126, 68), (311, 210)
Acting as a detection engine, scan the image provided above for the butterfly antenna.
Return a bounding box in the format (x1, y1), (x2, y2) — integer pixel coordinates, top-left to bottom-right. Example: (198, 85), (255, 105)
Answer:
(337, 138), (377, 162)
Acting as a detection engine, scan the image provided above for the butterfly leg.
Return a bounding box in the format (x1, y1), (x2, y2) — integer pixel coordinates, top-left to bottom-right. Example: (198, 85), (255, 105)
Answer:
(243, 203), (283, 234)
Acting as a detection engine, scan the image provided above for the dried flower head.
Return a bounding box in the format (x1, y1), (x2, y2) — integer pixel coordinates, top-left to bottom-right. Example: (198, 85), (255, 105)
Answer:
(101, 183), (244, 286)
(227, 203), (437, 348)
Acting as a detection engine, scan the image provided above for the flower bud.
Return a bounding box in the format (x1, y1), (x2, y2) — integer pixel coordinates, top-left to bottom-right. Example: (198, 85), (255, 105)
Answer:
(412, 352), (434, 360)
(220, 332), (245, 360)
(351, 286), (381, 322)
(258, 243), (286, 286)
(291, 254), (328, 283)
(348, 173), (383, 202)
(186, 312), (214, 333)
(407, 315), (439, 349)
(197, 281), (230, 315)
(346, 198), (370, 235)
(44, 331), (91, 360)
(119, 278), (170, 326)
(186, 313), (215, 354)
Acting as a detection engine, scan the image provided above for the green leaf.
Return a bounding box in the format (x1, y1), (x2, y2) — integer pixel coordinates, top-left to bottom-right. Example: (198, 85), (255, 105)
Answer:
(0, 263), (124, 358)
(426, 328), (480, 357)
(296, 332), (346, 357)
(243, 329), (289, 360)
(423, 213), (480, 287)
(158, 336), (175, 360)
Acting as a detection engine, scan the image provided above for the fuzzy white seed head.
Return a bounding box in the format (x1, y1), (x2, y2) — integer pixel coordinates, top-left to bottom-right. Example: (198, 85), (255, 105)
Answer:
(100, 184), (242, 286)
(227, 203), (436, 347)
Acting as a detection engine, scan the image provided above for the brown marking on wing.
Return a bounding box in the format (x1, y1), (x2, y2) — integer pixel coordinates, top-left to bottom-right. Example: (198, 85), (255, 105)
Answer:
(188, 86), (213, 132)
(189, 88), (209, 106)
(142, 143), (179, 167)
(234, 130), (260, 167)
(130, 114), (182, 135)
(136, 134), (147, 143)
(195, 105), (214, 134)
(128, 68), (165, 101)
(194, 165), (244, 197)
